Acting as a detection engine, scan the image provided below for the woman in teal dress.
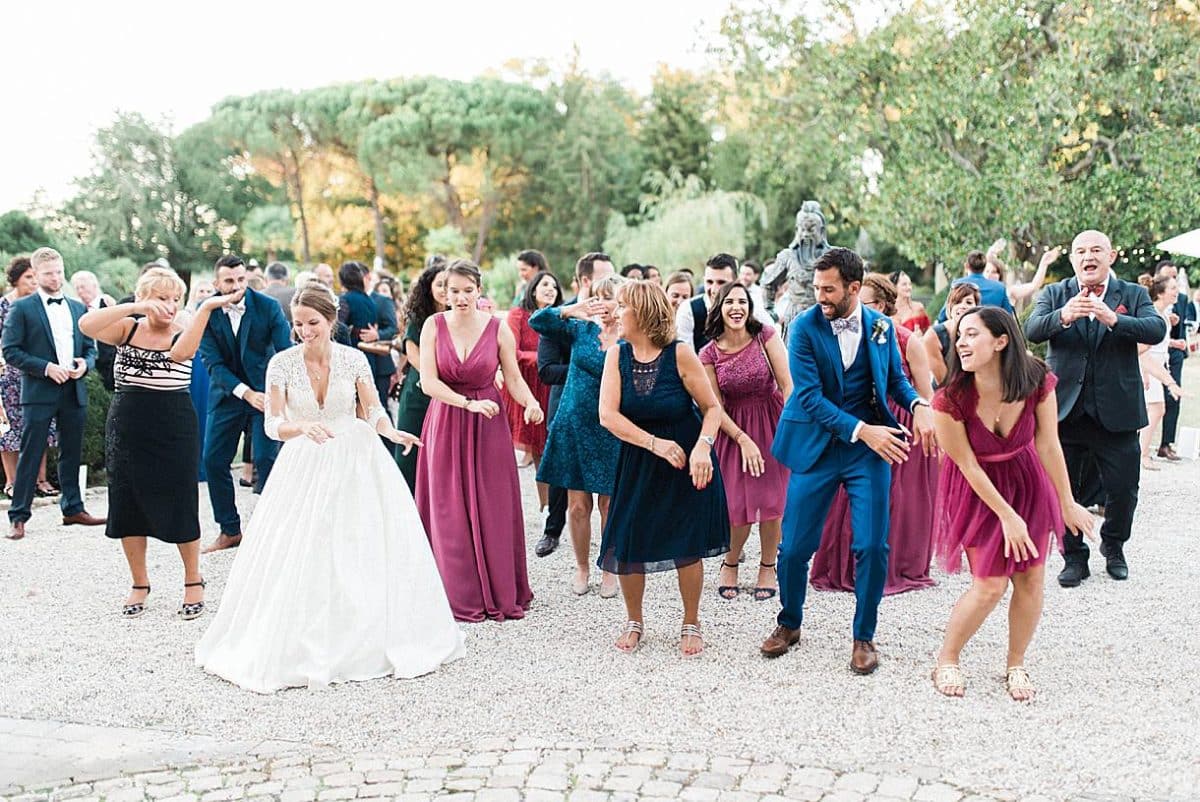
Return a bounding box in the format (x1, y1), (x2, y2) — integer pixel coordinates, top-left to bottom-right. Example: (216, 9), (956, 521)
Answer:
(394, 259), (447, 491)
(529, 275), (625, 598)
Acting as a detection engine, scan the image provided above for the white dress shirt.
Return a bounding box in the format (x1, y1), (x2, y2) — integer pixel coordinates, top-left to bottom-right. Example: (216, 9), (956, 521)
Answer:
(224, 302), (253, 400)
(38, 289), (75, 372)
(834, 301), (865, 370)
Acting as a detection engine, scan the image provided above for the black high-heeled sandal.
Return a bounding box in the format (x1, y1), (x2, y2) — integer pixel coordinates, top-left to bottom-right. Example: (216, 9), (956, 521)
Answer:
(122, 585), (150, 618)
(717, 560), (740, 600)
(178, 579), (206, 620)
(753, 562), (778, 601)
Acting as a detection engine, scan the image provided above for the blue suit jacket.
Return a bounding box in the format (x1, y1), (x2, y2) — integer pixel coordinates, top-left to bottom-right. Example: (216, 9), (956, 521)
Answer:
(771, 303), (920, 474)
(368, 291), (398, 377)
(197, 288), (292, 410)
(1, 294), (96, 407)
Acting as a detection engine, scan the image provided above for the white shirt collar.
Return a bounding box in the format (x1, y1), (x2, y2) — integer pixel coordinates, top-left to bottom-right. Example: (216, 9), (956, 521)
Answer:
(841, 300), (864, 330)
(37, 288), (66, 304)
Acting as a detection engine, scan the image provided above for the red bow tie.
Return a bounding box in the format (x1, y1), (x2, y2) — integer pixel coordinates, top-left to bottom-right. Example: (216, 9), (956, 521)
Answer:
(1082, 284), (1104, 297)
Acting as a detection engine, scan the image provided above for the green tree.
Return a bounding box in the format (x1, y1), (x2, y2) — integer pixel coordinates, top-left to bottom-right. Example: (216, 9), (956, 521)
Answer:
(0, 210), (50, 255)
(241, 205), (296, 262)
(639, 67), (714, 186)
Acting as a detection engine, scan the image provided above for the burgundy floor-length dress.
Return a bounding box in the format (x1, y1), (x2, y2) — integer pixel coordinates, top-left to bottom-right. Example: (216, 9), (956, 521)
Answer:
(415, 314), (533, 622)
(810, 324), (938, 595)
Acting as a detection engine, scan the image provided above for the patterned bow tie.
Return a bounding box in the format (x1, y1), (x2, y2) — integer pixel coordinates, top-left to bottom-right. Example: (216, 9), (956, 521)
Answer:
(1082, 284), (1104, 297)
(227, 303), (245, 315)
(46, 297), (64, 305)
(830, 316), (860, 335)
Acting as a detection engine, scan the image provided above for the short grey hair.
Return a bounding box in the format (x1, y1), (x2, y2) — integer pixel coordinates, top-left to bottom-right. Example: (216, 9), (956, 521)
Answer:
(266, 261), (289, 281)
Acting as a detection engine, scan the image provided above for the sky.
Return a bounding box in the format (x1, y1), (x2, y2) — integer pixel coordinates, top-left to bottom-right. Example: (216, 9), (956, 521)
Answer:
(0, 0), (738, 214)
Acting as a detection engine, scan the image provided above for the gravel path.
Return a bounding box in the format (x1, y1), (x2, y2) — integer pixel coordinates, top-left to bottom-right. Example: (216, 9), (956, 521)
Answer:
(1, 455), (1197, 801)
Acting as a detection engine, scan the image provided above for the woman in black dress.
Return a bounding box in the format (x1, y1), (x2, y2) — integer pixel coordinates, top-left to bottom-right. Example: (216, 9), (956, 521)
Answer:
(394, 258), (448, 490)
(597, 281), (728, 657)
(80, 268), (237, 620)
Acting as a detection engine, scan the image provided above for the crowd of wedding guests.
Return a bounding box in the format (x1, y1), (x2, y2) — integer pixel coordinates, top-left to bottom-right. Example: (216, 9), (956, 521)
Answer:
(2, 230), (1196, 700)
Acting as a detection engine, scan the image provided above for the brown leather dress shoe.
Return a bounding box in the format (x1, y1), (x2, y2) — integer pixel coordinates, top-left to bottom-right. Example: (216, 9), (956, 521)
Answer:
(1157, 446), (1181, 462)
(62, 511), (106, 526)
(7, 521), (25, 540)
(851, 640), (879, 674)
(760, 625), (801, 658)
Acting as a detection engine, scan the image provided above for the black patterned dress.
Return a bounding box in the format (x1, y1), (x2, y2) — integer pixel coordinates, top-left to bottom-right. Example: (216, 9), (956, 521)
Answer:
(105, 321), (200, 543)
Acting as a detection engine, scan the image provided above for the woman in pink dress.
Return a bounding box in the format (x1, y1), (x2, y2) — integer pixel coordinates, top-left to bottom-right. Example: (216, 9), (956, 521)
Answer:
(811, 274), (938, 595)
(415, 260), (544, 622)
(930, 307), (1094, 701)
(501, 271), (561, 508)
(698, 283), (791, 601)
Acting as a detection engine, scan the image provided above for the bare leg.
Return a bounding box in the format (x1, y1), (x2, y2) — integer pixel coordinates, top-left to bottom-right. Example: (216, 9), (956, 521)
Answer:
(678, 561), (704, 656)
(756, 519), (783, 596)
(534, 454), (548, 510)
(616, 572), (646, 651)
(1140, 403), (1165, 467)
(1, 451), (16, 489)
(37, 452), (49, 486)
(1005, 564), (1045, 701)
(120, 537), (150, 606)
(934, 553), (1009, 696)
(721, 524), (751, 593)
(567, 490), (595, 587)
(179, 540), (204, 604)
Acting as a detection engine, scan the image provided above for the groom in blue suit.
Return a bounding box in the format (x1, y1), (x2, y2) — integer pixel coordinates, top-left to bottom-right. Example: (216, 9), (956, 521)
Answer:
(198, 255), (292, 552)
(761, 248), (934, 674)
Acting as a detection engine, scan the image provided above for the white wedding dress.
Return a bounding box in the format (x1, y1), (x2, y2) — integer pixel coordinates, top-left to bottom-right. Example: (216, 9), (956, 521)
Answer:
(195, 345), (465, 693)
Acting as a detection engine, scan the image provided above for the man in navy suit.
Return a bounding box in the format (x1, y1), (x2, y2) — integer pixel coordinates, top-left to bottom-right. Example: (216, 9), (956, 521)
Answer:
(761, 248), (934, 674)
(364, 267), (399, 413)
(2, 247), (104, 540)
(198, 255), (292, 552)
(1026, 230), (1167, 585)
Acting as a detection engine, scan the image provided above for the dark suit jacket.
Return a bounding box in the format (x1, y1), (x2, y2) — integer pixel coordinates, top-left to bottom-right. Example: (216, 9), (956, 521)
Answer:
(771, 304), (919, 474)
(367, 292), (399, 377)
(1, 294), (97, 407)
(198, 288), (292, 410)
(1025, 276), (1166, 430)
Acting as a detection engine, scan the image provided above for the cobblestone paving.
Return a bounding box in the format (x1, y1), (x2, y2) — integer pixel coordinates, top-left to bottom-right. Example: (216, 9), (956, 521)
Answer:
(1, 725), (1177, 802)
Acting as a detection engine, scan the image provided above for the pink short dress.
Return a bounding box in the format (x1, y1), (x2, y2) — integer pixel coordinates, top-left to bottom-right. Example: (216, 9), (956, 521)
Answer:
(698, 325), (788, 527)
(931, 371), (1065, 577)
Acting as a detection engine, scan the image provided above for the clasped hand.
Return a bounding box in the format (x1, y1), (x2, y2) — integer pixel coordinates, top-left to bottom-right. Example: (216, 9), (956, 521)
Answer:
(1060, 294), (1116, 327)
(302, 422), (336, 444)
(46, 359), (86, 384)
(858, 424), (911, 464)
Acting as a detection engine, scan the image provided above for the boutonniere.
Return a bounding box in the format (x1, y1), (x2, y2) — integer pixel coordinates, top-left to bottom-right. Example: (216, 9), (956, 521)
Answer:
(871, 318), (890, 345)
(1115, 304), (1127, 314)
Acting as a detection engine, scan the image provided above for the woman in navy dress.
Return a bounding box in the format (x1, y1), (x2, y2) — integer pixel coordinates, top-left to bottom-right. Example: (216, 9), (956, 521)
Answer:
(530, 275), (625, 598)
(597, 281), (728, 657)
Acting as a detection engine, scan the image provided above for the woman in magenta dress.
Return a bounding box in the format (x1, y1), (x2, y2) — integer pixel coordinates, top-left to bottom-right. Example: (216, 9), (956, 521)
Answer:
(930, 307), (1093, 701)
(698, 282), (791, 601)
(415, 260), (544, 622)
(501, 271), (561, 509)
(811, 274), (938, 595)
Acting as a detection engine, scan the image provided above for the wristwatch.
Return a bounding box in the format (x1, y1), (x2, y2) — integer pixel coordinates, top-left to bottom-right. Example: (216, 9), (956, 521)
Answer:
(699, 434), (716, 447)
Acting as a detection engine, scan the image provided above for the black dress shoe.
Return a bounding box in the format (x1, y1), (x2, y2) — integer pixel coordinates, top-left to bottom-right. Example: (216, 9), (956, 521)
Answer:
(1101, 545), (1129, 580)
(1057, 561), (1090, 587)
(534, 534), (559, 558)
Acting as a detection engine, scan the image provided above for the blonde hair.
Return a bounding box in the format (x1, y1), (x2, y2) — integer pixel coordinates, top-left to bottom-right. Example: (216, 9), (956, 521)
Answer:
(292, 281), (338, 321)
(590, 274), (627, 301)
(30, 247), (63, 270)
(620, 280), (676, 347)
(134, 267), (187, 302)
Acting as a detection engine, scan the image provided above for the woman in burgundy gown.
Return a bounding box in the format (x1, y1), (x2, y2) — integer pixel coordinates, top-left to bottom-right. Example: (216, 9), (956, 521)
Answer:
(930, 308), (1093, 701)
(811, 274), (938, 595)
(415, 260), (544, 622)
(698, 282), (791, 601)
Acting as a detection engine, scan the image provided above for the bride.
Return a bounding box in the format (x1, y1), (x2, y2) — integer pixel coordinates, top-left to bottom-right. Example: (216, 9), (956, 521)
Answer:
(196, 282), (465, 693)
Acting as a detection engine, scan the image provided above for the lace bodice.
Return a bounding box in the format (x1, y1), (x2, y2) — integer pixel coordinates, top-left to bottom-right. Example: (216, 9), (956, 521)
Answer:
(263, 345), (385, 440)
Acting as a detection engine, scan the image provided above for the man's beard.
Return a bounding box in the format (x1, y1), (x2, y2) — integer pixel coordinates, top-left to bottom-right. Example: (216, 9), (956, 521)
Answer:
(821, 295), (852, 319)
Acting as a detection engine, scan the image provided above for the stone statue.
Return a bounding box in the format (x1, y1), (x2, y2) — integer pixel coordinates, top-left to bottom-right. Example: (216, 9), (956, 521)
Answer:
(762, 200), (830, 327)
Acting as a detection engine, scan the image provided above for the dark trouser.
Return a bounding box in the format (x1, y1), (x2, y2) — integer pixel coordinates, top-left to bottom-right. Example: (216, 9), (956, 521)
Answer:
(204, 398), (279, 536)
(778, 440), (891, 641)
(544, 484), (567, 538)
(1060, 413), (1140, 562)
(1161, 355), (1185, 448)
(374, 373), (394, 450)
(9, 388), (86, 524)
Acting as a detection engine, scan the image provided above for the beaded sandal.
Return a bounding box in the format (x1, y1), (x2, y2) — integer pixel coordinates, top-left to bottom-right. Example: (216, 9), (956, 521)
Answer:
(1005, 666), (1035, 702)
(717, 560), (740, 600)
(615, 621), (644, 654)
(177, 579), (206, 620)
(122, 585), (150, 619)
(931, 663), (966, 697)
(680, 623), (704, 659)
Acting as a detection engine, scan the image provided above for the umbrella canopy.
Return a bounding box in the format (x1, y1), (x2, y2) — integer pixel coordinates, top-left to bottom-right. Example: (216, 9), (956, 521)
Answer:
(1157, 229), (1200, 258)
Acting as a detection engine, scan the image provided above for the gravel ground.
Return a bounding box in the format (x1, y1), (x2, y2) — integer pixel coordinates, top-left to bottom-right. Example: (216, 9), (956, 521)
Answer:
(1, 455), (1197, 801)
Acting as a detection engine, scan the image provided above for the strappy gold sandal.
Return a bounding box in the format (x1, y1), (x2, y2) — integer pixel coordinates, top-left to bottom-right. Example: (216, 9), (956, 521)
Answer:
(680, 623), (704, 659)
(1006, 666), (1035, 702)
(932, 663), (966, 697)
(615, 621), (643, 653)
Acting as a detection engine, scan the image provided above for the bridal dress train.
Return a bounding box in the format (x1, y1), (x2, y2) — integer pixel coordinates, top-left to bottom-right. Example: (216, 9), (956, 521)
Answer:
(195, 345), (465, 693)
